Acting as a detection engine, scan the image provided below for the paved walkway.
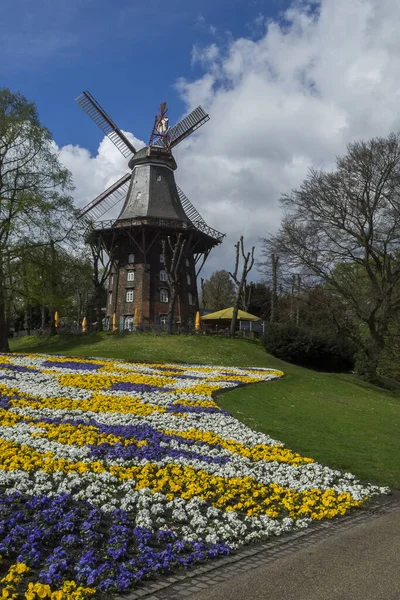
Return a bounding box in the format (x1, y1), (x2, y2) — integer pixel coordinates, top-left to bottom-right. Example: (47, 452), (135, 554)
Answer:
(189, 510), (400, 600)
(120, 495), (400, 600)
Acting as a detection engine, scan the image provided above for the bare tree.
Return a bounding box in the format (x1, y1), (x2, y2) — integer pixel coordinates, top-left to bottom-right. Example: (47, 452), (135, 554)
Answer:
(262, 133), (400, 382)
(161, 234), (186, 335)
(229, 236), (255, 337)
(240, 282), (253, 313)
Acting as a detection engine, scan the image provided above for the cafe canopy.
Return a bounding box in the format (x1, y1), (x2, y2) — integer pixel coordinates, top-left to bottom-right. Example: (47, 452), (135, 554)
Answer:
(201, 308), (261, 321)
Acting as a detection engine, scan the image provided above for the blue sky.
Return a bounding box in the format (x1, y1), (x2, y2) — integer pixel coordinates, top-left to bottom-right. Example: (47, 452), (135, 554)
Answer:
(1, 0), (289, 153)
(2, 0), (400, 278)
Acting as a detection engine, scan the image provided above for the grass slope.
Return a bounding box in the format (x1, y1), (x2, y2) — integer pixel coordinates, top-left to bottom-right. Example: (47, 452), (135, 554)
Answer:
(9, 332), (400, 488)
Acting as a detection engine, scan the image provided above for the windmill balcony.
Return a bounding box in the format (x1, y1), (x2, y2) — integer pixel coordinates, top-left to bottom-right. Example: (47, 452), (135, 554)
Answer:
(92, 217), (189, 231)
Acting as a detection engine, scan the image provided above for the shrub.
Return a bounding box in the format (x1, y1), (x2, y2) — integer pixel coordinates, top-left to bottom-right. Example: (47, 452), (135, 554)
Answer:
(262, 323), (356, 372)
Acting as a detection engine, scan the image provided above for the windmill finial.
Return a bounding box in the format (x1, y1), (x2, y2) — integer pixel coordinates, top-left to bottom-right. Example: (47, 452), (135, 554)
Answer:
(149, 102), (170, 148)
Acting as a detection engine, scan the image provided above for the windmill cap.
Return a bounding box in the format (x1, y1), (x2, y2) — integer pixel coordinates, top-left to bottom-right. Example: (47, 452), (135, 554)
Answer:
(128, 146), (177, 170)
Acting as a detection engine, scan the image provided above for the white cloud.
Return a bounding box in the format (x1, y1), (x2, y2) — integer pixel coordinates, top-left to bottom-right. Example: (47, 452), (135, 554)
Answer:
(58, 0), (400, 280)
(175, 0), (400, 277)
(57, 131), (145, 215)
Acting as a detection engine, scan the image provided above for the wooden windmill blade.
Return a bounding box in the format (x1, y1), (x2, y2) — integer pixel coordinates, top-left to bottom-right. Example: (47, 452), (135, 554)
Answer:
(76, 91), (136, 159)
(78, 173), (131, 222)
(176, 185), (224, 242)
(153, 106), (209, 149)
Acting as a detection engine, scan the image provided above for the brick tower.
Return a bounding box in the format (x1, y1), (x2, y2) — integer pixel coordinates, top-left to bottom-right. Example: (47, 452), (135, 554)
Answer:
(76, 92), (224, 330)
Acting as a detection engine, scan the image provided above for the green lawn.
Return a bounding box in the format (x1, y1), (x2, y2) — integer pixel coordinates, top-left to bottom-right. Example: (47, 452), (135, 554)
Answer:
(9, 332), (400, 489)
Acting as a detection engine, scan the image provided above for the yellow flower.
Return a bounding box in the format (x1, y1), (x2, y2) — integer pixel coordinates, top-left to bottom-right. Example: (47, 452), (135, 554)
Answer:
(33, 583), (51, 599)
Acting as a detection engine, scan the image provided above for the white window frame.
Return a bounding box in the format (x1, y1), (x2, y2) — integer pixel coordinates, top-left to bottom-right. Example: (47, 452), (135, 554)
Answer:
(128, 253), (135, 264)
(126, 290), (134, 302)
(124, 316), (134, 331)
(160, 289), (169, 303)
(186, 273), (191, 285)
(160, 270), (167, 282)
(160, 253), (165, 263)
(127, 270), (135, 282)
(160, 315), (167, 328)
(109, 293), (112, 306)
(185, 258), (190, 267)
(188, 292), (194, 305)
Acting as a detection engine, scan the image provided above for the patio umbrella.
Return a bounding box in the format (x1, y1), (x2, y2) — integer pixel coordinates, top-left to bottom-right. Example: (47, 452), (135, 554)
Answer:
(195, 311), (201, 332)
(54, 312), (59, 328)
(134, 308), (140, 327)
(82, 316), (87, 333)
(112, 313), (117, 332)
(201, 307), (261, 321)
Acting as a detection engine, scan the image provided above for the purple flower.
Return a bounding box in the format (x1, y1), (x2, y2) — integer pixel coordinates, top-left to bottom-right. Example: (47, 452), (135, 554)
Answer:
(0, 491), (232, 594)
(41, 360), (102, 371)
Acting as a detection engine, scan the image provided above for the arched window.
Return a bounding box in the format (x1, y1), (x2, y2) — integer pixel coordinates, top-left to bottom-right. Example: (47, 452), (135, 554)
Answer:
(126, 290), (134, 302)
(188, 292), (194, 305)
(160, 270), (167, 282)
(127, 270), (135, 282)
(128, 253), (135, 264)
(160, 253), (165, 263)
(185, 258), (190, 267)
(160, 289), (169, 303)
(186, 273), (191, 285)
(124, 316), (134, 331)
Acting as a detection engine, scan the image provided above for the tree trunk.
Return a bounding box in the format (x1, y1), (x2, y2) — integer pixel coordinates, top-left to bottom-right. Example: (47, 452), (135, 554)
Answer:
(162, 234), (186, 335)
(25, 307), (31, 336)
(296, 275), (301, 327)
(230, 291), (241, 337)
(166, 288), (177, 335)
(270, 254), (279, 323)
(41, 306), (46, 330)
(50, 312), (57, 336)
(49, 240), (57, 336)
(0, 260), (10, 351)
(94, 287), (103, 332)
(358, 333), (385, 383)
(290, 275), (295, 322)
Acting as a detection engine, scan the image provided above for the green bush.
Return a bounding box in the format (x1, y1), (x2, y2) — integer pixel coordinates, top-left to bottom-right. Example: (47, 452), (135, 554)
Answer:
(262, 323), (356, 372)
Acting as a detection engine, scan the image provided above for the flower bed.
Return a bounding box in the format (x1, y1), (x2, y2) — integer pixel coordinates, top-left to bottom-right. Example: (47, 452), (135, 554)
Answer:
(0, 353), (387, 598)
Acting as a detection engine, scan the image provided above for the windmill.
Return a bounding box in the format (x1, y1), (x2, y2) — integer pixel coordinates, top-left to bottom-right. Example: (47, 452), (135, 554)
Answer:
(75, 91), (224, 331)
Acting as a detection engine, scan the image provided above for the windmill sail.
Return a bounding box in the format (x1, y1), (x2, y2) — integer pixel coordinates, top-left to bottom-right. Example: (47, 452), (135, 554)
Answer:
(78, 173), (131, 222)
(153, 107), (209, 149)
(176, 185), (224, 243)
(76, 91), (136, 159)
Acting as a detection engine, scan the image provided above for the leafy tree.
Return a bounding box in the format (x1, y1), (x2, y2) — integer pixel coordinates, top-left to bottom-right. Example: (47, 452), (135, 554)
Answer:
(262, 133), (400, 382)
(201, 270), (235, 311)
(6, 240), (92, 333)
(262, 323), (356, 372)
(0, 88), (75, 350)
(245, 282), (271, 320)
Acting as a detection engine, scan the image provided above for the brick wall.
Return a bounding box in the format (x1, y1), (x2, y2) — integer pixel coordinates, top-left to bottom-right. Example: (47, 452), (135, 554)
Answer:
(105, 228), (199, 329)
